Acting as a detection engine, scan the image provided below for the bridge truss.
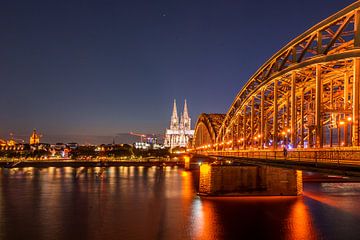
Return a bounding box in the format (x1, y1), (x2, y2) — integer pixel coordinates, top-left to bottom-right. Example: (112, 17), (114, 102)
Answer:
(194, 2), (360, 152)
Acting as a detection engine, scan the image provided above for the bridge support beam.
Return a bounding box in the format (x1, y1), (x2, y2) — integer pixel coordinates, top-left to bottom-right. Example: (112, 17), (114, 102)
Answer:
(273, 79), (278, 149)
(315, 64), (323, 148)
(344, 72), (349, 146)
(352, 9), (360, 146)
(236, 116), (240, 149)
(251, 97), (255, 148)
(260, 89), (265, 149)
(291, 72), (297, 148)
(330, 79), (333, 147)
(243, 110), (247, 150)
(353, 58), (360, 146)
(300, 88), (304, 148)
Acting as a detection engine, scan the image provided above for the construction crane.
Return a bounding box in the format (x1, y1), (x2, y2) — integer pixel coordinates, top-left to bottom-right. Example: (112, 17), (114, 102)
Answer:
(9, 133), (25, 143)
(129, 132), (147, 142)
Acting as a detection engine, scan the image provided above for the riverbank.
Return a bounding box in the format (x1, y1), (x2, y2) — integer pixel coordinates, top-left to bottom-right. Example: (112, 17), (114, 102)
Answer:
(0, 160), (184, 168)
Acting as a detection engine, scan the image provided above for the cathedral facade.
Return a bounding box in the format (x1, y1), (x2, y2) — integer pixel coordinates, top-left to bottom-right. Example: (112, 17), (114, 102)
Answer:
(164, 99), (194, 148)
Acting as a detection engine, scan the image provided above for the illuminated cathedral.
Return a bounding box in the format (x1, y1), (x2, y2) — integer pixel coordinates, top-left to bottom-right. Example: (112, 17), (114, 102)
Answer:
(164, 99), (194, 148)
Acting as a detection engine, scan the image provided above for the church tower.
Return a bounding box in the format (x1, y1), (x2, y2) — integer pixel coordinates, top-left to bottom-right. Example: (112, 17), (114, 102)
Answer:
(29, 129), (40, 145)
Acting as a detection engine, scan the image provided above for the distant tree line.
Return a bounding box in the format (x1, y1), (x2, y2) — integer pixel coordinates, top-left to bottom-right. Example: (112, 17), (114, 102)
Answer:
(0, 144), (171, 160)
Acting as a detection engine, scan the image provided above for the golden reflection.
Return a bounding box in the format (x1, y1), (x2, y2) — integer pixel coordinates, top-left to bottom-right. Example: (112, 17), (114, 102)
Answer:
(181, 170), (204, 239)
(129, 166), (134, 177)
(138, 166), (144, 175)
(181, 170), (193, 199)
(49, 167), (55, 175)
(191, 199), (204, 238)
(286, 198), (318, 240)
(192, 199), (219, 240)
(64, 167), (72, 176)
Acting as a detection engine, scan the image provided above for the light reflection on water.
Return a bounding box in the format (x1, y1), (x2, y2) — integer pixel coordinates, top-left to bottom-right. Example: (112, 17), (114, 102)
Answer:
(0, 167), (360, 240)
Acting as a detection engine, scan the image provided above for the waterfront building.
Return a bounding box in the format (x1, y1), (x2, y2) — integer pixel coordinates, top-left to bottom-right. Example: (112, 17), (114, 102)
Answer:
(164, 99), (194, 148)
(0, 139), (7, 148)
(134, 142), (151, 150)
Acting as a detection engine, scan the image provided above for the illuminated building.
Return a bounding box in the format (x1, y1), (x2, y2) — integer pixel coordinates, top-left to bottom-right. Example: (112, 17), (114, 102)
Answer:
(29, 129), (40, 145)
(134, 142), (151, 150)
(164, 99), (194, 148)
(0, 139), (7, 147)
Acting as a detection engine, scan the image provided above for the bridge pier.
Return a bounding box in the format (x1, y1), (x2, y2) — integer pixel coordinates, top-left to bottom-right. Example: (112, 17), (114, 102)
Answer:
(199, 163), (302, 196)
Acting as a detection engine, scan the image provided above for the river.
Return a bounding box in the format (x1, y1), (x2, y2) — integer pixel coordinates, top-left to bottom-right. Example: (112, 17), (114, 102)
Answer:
(0, 166), (359, 240)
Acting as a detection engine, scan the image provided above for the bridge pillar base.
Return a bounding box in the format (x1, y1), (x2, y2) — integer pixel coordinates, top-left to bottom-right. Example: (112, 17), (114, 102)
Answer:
(184, 156), (191, 170)
(199, 163), (302, 196)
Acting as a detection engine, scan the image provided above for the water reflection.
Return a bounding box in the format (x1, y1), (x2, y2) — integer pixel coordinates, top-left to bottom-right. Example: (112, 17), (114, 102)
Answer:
(0, 167), (359, 240)
(286, 198), (318, 240)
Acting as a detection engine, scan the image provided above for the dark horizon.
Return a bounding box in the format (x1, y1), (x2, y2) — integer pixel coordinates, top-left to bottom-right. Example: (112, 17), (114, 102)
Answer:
(0, 0), (355, 139)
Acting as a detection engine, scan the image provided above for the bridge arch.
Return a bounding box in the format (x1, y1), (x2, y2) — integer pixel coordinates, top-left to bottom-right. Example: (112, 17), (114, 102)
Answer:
(193, 113), (225, 149)
(195, 2), (360, 151)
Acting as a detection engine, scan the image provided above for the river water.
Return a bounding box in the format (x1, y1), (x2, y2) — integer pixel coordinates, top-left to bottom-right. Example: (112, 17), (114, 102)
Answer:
(0, 166), (359, 240)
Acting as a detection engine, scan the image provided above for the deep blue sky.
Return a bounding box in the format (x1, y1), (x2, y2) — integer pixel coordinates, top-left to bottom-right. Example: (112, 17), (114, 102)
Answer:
(0, 0), (355, 137)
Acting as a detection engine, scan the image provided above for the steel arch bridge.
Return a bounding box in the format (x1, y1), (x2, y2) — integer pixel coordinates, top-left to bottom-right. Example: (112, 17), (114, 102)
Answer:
(194, 2), (360, 154)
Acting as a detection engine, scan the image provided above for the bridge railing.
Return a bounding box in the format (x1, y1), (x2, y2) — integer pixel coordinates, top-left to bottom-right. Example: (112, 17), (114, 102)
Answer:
(199, 149), (360, 166)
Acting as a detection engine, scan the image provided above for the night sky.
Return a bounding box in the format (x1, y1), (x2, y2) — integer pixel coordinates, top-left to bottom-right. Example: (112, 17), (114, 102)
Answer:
(0, 0), (355, 139)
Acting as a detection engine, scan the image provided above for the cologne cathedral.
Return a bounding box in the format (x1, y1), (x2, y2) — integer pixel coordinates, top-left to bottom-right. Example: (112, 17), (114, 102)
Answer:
(164, 99), (194, 148)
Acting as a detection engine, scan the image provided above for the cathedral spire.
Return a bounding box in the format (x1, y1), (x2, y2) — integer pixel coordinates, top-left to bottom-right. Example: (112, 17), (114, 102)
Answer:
(183, 99), (189, 119)
(183, 99), (191, 130)
(170, 99), (179, 130)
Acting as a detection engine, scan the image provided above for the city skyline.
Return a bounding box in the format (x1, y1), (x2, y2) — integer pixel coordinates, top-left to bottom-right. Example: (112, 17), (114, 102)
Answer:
(0, 0), (355, 138)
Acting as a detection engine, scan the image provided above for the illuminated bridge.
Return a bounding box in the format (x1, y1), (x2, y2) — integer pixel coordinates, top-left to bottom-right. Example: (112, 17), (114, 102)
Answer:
(193, 2), (360, 171)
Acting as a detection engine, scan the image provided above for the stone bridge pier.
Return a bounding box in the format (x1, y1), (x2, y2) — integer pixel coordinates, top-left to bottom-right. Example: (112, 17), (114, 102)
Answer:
(199, 163), (303, 196)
